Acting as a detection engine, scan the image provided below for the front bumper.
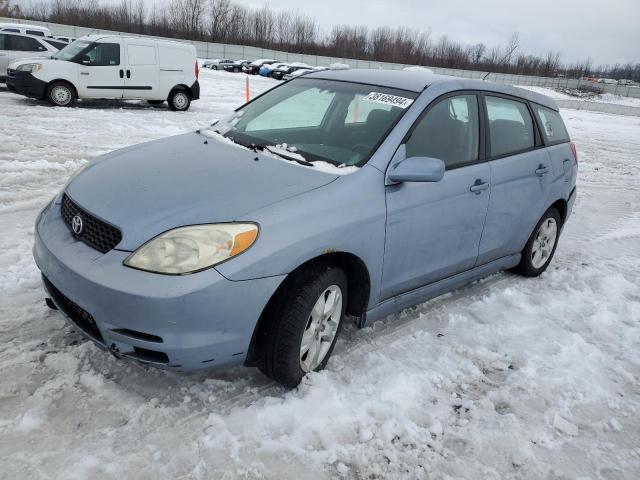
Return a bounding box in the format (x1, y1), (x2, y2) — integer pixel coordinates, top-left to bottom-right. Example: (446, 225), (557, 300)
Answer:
(33, 199), (285, 371)
(5, 70), (47, 99)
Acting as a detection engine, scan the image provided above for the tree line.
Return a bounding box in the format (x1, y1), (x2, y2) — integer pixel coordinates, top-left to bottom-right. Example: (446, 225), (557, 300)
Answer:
(3, 0), (639, 81)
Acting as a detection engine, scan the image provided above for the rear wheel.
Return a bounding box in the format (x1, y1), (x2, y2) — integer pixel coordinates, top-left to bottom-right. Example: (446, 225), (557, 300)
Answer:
(46, 81), (75, 107)
(167, 89), (191, 111)
(259, 264), (347, 387)
(514, 207), (561, 276)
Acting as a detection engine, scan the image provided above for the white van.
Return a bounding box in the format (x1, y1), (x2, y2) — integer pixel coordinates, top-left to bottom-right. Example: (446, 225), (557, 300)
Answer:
(0, 23), (52, 37)
(6, 35), (200, 110)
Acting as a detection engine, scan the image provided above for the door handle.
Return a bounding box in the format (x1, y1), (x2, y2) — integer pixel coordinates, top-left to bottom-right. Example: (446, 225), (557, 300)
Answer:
(469, 180), (489, 194)
(535, 164), (549, 176)
(126, 70), (131, 78)
(119, 69), (124, 78)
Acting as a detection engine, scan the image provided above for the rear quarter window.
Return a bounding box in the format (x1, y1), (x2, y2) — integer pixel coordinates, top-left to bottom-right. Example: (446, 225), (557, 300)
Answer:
(533, 105), (570, 144)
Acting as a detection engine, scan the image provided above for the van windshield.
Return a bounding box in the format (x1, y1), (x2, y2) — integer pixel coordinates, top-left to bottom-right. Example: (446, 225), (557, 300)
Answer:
(209, 78), (417, 167)
(53, 40), (93, 61)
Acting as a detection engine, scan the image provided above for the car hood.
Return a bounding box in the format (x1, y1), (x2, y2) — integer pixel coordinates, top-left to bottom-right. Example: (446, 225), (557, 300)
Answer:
(65, 132), (339, 251)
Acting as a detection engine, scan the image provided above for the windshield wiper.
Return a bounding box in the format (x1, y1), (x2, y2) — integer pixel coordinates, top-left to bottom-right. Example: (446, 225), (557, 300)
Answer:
(264, 145), (313, 166)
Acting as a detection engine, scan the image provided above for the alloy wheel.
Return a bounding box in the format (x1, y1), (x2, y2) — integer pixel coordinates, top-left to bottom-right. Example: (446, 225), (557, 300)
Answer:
(531, 217), (558, 269)
(300, 285), (342, 372)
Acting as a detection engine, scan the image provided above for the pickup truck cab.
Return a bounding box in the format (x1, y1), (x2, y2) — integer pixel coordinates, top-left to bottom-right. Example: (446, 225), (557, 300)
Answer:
(6, 35), (200, 111)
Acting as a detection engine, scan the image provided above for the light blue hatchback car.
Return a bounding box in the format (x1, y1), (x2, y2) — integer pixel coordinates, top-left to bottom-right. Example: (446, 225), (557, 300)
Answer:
(34, 69), (577, 387)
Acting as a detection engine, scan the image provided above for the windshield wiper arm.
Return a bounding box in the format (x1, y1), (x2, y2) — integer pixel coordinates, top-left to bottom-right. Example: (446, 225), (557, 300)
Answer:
(264, 146), (313, 166)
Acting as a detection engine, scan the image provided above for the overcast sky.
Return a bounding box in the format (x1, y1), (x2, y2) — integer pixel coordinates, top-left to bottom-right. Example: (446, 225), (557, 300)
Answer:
(35, 0), (640, 65)
(236, 0), (639, 65)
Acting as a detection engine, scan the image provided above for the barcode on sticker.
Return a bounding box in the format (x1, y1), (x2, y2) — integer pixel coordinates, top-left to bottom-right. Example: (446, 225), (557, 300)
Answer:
(362, 92), (414, 109)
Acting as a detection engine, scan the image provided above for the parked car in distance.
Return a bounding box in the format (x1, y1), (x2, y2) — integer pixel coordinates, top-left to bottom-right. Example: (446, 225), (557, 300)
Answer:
(243, 58), (276, 75)
(54, 36), (77, 43)
(33, 69), (577, 387)
(203, 58), (235, 70)
(0, 23), (51, 37)
(7, 35), (200, 110)
(282, 67), (314, 81)
(271, 63), (312, 80)
(0, 32), (59, 81)
(259, 61), (289, 77)
(222, 59), (249, 73)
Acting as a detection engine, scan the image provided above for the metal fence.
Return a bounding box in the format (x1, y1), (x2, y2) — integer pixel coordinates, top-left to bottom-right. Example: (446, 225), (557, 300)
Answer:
(3, 16), (639, 99)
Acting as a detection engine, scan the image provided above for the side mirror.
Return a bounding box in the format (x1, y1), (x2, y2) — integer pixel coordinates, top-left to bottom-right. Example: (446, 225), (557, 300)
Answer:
(387, 156), (445, 183)
(80, 54), (90, 65)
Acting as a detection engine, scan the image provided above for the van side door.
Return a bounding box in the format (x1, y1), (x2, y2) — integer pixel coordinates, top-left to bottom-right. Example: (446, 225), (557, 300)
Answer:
(476, 94), (553, 265)
(76, 40), (124, 99)
(123, 40), (159, 99)
(381, 93), (491, 300)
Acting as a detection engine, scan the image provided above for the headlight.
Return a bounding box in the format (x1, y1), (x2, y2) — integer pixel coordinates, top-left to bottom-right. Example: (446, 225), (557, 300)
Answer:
(17, 63), (42, 73)
(124, 223), (259, 274)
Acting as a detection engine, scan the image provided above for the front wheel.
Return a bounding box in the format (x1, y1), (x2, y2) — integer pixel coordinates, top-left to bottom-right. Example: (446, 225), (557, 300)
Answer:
(167, 89), (191, 111)
(260, 264), (347, 387)
(46, 81), (75, 107)
(514, 207), (561, 276)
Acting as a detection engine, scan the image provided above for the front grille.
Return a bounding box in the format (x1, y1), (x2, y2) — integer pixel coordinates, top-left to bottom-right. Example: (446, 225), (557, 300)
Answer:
(43, 275), (104, 343)
(61, 193), (122, 253)
(7, 69), (15, 78)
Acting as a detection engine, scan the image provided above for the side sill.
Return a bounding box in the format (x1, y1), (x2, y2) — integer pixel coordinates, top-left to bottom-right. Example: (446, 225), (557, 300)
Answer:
(363, 254), (521, 326)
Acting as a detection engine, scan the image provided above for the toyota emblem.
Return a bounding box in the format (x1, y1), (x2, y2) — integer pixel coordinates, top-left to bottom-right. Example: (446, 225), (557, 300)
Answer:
(71, 215), (84, 235)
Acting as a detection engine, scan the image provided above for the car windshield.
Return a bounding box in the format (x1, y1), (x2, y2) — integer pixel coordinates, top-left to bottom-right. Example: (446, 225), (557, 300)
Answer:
(210, 78), (417, 167)
(53, 40), (92, 61)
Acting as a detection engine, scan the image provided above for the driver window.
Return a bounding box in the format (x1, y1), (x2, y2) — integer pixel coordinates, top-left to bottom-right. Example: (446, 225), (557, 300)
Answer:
(84, 43), (120, 66)
(405, 94), (479, 170)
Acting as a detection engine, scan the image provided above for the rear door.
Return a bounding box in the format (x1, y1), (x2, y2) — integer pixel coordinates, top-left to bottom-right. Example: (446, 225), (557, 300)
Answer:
(123, 40), (159, 99)
(381, 93), (491, 299)
(477, 93), (552, 265)
(76, 40), (124, 98)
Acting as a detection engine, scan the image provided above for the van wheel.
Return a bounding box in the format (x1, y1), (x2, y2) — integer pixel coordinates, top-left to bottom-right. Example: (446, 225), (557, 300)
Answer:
(46, 82), (75, 107)
(514, 207), (561, 277)
(260, 264), (347, 388)
(168, 89), (191, 111)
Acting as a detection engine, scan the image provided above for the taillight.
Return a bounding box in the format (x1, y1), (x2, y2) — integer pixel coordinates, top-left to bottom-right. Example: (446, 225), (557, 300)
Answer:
(570, 141), (578, 163)
(195, 61), (199, 80)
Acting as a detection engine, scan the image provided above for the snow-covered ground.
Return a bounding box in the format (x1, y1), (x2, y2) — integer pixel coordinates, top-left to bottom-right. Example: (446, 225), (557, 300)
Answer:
(518, 85), (640, 107)
(1, 70), (639, 479)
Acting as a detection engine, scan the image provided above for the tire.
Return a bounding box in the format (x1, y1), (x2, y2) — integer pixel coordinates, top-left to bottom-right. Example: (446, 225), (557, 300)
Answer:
(147, 99), (164, 105)
(46, 81), (75, 107)
(167, 89), (191, 111)
(514, 207), (562, 277)
(213, 65), (218, 70)
(260, 264), (348, 388)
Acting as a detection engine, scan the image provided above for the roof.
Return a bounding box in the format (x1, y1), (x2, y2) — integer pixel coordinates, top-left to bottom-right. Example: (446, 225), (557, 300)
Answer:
(79, 34), (193, 49)
(303, 68), (558, 110)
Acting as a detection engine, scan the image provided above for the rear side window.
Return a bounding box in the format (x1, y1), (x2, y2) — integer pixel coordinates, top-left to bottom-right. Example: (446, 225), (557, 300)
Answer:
(85, 43), (120, 66)
(533, 105), (569, 144)
(127, 44), (156, 65)
(405, 94), (480, 169)
(485, 96), (534, 157)
(7, 35), (46, 52)
(27, 30), (45, 37)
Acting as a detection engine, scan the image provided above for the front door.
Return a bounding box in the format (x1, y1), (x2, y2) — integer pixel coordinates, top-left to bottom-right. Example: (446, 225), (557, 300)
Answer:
(123, 42), (158, 99)
(381, 93), (490, 299)
(76, 41), (124, 99)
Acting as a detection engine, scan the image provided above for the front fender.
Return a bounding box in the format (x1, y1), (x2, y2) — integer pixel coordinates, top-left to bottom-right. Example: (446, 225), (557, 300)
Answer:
(215, 164), (387, 307)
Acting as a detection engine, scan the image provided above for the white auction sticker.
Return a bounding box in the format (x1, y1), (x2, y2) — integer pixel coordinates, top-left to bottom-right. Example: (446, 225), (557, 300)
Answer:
(362, 92), (414, 109)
